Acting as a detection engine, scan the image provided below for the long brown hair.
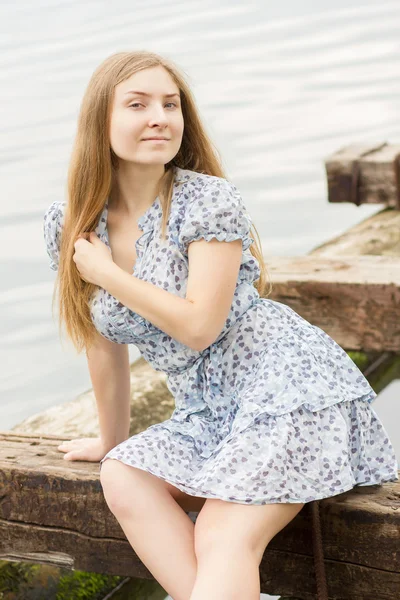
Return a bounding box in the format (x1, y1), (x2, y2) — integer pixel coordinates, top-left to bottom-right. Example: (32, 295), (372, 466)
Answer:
(53, 50), (272, 354)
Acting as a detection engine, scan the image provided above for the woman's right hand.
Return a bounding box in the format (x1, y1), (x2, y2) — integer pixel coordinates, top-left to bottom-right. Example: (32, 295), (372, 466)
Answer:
(57, 437), (111, 462)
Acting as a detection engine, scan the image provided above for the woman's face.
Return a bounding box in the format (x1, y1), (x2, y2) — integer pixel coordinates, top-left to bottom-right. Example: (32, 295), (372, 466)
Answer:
(109, 66), (184, 167)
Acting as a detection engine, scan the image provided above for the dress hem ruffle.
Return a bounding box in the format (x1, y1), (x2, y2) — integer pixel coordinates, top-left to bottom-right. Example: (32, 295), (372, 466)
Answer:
(99, 395), (399, 505)
(99, 456), (399, 505)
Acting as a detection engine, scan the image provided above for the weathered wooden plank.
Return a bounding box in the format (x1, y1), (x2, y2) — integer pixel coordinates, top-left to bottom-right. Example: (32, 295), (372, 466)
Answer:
(325, 143), (400, 207)
(10, 356), (173, 438)
(311, 207), (400, 257)
(262, 551), (400, 600)
(266, 255), (400, 351)
(0, 433), (399, 599)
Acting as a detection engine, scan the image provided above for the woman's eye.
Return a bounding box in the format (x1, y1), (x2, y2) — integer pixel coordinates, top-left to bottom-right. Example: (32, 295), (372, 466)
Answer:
(129, 103), (177, 109)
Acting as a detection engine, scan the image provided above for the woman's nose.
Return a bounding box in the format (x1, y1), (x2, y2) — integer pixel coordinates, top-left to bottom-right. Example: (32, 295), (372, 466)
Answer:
(147, 107), (169, 126)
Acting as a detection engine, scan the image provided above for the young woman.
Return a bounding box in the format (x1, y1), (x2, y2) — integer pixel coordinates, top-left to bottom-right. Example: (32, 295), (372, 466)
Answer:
(43, 50), (398, 600)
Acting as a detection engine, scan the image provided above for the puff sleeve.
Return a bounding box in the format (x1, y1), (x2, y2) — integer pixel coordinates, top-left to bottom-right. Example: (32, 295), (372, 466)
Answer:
(178, 177), (254, 256)
(43, 200), (66, 271)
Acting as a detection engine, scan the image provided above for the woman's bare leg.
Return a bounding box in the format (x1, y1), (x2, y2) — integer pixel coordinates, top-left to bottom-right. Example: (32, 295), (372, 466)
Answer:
(100, 458), (206, 600)
(190, 498), (305, 600)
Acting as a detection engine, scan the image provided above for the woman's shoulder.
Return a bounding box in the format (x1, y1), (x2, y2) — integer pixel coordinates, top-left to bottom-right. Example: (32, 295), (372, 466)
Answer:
(174, 167), (238, 198)
(43, 199), (66, 224)
(173, 168), (253, 253)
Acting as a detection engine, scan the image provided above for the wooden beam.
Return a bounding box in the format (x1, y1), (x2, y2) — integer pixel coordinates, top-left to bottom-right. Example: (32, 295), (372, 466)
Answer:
(324, 143), (400, 207)
(0, 432), (399, 599)
(10, 356), (173, 438)
(266, 255), (400, 352)
(0, 432), (153, 578)
(311, 207), (400, 257)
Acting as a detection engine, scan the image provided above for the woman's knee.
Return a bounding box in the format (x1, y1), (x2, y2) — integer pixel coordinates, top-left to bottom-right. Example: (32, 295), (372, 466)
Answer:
(194, 524), (255, 566)
(193, 500), (248, 560)
(99, 459), (198, 517)
(99, 459), (151, 516)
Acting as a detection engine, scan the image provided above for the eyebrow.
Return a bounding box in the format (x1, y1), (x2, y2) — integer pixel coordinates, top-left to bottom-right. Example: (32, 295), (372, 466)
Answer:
(124, 90), (180, 98)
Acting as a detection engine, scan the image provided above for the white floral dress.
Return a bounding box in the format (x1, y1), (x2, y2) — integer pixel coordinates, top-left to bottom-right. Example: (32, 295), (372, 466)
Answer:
(43, 166), (399, 504)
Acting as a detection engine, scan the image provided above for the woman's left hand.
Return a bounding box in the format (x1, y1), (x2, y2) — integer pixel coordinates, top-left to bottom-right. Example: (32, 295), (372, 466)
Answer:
(73, 232), (115, 286)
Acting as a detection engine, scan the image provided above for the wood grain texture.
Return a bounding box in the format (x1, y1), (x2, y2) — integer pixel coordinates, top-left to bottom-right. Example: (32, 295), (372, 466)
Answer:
(310, 207), (400, 257)
(266, 255), (400, 351)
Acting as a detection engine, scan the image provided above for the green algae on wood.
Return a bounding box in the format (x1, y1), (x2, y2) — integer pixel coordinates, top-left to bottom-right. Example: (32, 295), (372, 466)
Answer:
(347, 350), (400, 394)
(0, 560), (166, 600)
(347, 351), (369, 372)
(364, 353), (400, 394)
(0, 560), (122, 600)
(55, 569), (123, 600)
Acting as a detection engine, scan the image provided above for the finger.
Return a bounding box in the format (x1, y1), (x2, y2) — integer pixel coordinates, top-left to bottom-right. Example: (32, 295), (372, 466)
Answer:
(74, 235), (88, 246)
(58, 441), (71, 448)
(58, 446), (72, 453)
(64, 452), (80, 461)
(58, 440), (79, 451)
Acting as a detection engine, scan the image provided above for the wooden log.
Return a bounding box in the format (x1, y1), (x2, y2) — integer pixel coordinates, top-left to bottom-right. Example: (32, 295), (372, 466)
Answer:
(266, 255), (400, 352)
(0, 432), (399, 600)
(11, 356), (174, 438)
(266, 203), (400, 353)
(324, 143), (400, 207)
(311, 207), (400, 257)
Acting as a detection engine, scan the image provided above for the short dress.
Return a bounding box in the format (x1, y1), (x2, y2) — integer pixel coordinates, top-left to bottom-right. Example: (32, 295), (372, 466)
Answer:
(43, 165), (399, 504)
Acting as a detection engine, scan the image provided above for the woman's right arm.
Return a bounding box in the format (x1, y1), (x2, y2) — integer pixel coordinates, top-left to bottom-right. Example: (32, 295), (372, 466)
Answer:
(58, 332), (131, 461)
(86, 331), (131, 451)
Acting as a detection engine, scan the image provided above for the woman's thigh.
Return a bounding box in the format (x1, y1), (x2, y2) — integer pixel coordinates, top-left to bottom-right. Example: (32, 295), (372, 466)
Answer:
(194, 498), (305, 564)
(100, 458), (207, 513)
